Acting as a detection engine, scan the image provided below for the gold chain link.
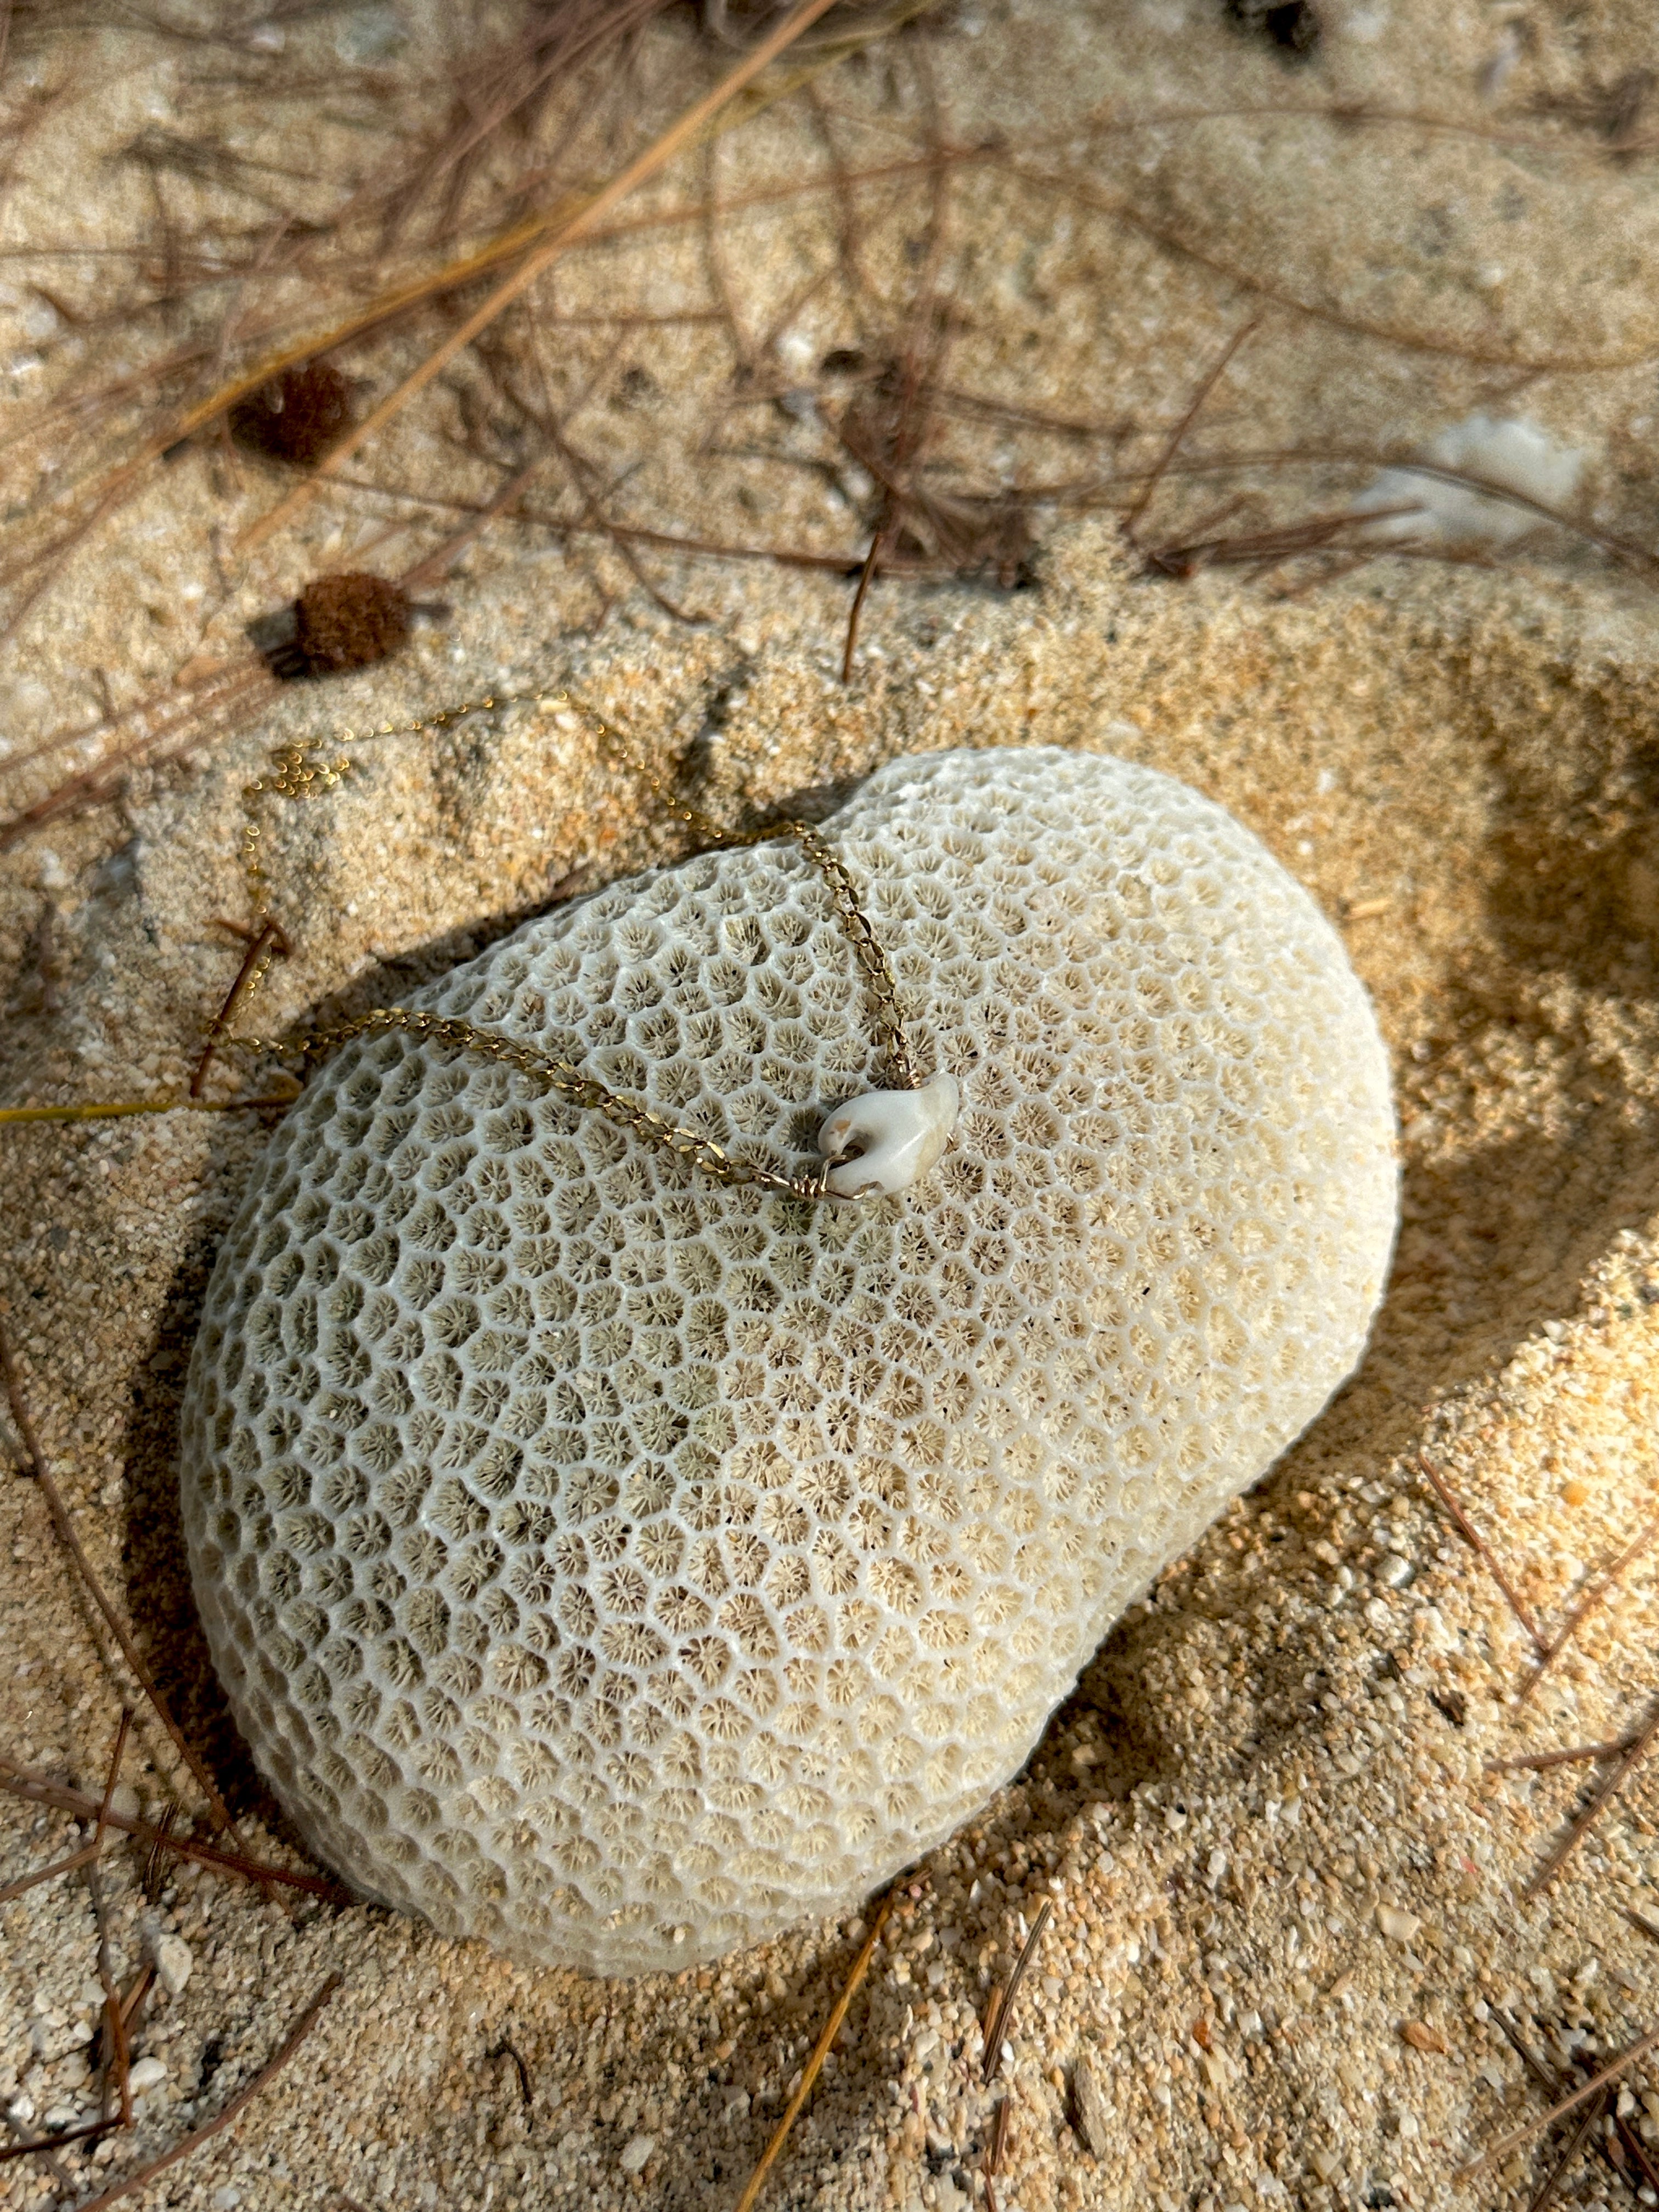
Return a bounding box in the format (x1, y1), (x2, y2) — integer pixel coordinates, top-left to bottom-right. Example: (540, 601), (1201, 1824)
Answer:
(221, 688), (920, 1199)
(231, 1008), (834, 1201)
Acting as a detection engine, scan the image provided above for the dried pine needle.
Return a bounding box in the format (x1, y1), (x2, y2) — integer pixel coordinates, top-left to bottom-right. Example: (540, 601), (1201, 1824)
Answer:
(732, 1889), (895, 2212)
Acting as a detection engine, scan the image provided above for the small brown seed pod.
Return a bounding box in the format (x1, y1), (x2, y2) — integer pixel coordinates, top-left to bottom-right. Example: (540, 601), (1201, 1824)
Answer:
(228, 363), (353, 465)
(291, 572), (411, 675)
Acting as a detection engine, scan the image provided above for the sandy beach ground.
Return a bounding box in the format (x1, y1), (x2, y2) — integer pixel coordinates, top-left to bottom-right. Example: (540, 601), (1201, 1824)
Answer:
(3, 4), (1659, 2209)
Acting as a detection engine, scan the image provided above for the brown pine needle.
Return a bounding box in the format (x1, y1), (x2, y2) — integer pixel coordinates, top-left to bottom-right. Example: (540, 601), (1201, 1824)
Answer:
(1491, 2010), (1654, 2200)
(0, 1759), (348, 1900)
(982, 1897), (1053, 2083)
(1124, 318), (1259, 545)
(0, 1321), (245, 1846)
(1520, 1516), (1659, 1703)
(89, 1710), (135, 2128)
(240, 0), (845, 555)
(985, 2090), (1014, 2175)
(63, 1973), (341, 2212)
(0, 1836), (103, 1903)
(0, 1091), (298, 1125)
(190, 918), (290, 1098)
(840, 532), (884, 683)
(732, 1889), (895, 2212)
(1524, 1691), (1659, 1895)
(1525, 2090), (1608, 2212)
(1485, 1734), (1643, 1776)
(0, 2113), (120, 2165)
(1456, 2022), (1659, 2180)
(1417, 1453), (1545, 1655)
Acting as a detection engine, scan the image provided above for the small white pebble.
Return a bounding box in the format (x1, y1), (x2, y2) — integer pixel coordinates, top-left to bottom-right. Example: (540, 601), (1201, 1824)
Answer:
(619, 2134), (655, 2175)
(36, 848), (69, 893)
(145, 1927), (194, 1997)
(1376, 1904), (1421, 1944)
(1378, 1552), (1414, 1588)
(126, 2057), (167, 2096)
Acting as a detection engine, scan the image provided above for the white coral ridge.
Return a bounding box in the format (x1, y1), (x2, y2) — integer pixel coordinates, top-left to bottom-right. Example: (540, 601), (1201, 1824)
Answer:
(1351, 413), (1583, 549)
(181, 744), (1397, 1976)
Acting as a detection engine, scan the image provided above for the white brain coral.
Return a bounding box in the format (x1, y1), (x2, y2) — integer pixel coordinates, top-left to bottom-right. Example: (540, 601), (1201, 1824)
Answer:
(180, 744), (1396, 1974)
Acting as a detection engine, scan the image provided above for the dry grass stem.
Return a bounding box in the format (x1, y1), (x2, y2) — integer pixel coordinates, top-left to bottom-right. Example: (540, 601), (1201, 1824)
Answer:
(986, 2089), (1013, 2175)
(1009, 159), (1659, 373)
(1417, 1454), (1546, 1655)
(0, 2113), (120, 2166)
(191, 919), (291, 1098)
(63, 1972), (342, 2212)
(89, 1707), (135, 2127)
(1492, 2008), (1659, 2198)
(732, 1888), (896, 2212)
(1124, 319), (1259, 547)
(1624, 1906), (1659, 1948)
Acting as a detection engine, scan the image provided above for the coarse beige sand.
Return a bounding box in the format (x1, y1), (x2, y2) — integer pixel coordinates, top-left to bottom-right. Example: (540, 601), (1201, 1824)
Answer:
(3, 5), (1659, 2211)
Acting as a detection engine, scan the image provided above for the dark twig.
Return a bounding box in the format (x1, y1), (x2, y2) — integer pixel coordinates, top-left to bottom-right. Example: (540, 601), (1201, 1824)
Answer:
(1417, 1453), (1545, 1655)
(0, 1320), (244, 1841)
(986, 2089), (1013, 2173)
(840, 533), (883, 685)
(981, 1898), (1053, 2083)
(1525, 1692), (1659, 1895)
(1624, 1905), (1659, 1948)
(62, 1973), (342, 2212)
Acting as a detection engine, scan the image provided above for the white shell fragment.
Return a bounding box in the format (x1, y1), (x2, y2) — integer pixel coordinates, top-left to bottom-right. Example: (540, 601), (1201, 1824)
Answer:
(1351, 412), (1583, 549)
(180, 744), (1397, 1977)
(817, 1070), (960, 1198)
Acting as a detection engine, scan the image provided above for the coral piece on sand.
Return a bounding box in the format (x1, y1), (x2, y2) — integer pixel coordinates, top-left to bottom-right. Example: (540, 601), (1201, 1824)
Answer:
(179, 743), (1397, 1974)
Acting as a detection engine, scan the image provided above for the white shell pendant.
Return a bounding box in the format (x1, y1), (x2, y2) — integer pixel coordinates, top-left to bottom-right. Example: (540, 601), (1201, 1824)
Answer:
(817, 1069), (961, 1198)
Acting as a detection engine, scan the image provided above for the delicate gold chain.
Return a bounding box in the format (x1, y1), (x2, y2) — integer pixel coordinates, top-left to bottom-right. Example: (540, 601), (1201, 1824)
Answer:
(233, 1008), (835, 1201)
(221, 687), (919, 1199)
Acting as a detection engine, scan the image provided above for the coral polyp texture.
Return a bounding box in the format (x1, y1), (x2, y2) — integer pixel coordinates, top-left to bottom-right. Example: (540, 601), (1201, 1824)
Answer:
(180, 744), (1397, 1974)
